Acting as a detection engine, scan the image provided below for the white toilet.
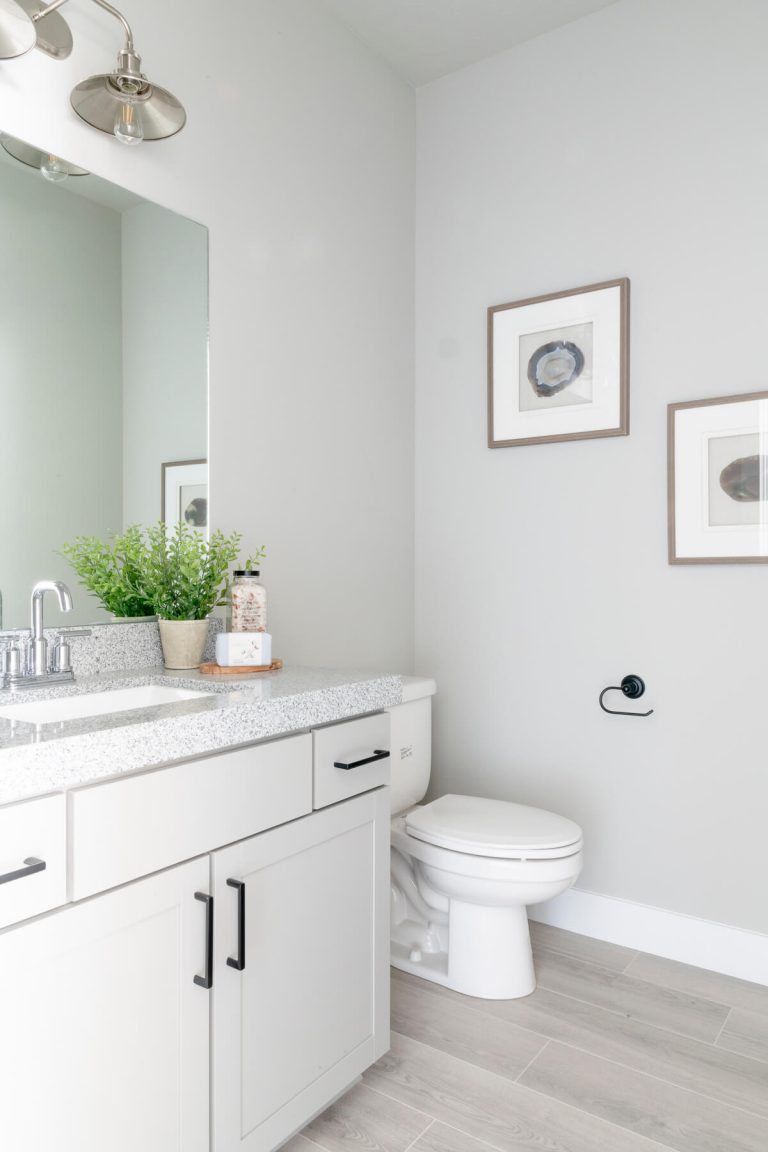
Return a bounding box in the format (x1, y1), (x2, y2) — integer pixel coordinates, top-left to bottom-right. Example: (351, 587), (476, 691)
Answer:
(387, 677), (583, 999)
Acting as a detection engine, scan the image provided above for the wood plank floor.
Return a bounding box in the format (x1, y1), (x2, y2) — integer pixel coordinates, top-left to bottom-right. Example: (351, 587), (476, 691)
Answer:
(290, 922), (768, 1152)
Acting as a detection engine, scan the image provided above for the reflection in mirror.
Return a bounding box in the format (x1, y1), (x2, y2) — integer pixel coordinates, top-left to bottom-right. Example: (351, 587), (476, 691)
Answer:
(0, 132), (208, 629)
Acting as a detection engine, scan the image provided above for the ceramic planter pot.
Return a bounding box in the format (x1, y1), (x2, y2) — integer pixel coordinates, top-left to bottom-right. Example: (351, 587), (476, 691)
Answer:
(158, 619), (210, 669)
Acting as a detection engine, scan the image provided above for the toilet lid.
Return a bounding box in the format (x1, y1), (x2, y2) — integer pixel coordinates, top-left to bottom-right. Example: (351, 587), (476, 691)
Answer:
(405, 794), (583, 859)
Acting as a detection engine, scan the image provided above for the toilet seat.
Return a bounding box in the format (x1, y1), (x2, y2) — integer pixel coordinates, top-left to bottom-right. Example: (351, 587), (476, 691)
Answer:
(405, 794), (582, 861)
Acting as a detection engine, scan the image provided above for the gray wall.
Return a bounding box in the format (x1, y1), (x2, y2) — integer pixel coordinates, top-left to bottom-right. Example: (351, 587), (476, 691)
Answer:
(122, 203), (208, 530)
(415, 0), (768, 933)
(0, 162), (122, 628)
(0, 0), (416, 673)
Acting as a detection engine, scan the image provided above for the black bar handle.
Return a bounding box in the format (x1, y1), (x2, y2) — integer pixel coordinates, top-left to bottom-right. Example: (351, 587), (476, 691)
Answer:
(0, 857), (46, 886)
(193, 892), (214, 989)
(333, 749), (390, 771)
(226, 879), (246, 971)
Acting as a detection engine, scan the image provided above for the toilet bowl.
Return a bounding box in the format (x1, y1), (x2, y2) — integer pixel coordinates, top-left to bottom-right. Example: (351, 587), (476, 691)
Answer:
(387, 679), (583, 1000)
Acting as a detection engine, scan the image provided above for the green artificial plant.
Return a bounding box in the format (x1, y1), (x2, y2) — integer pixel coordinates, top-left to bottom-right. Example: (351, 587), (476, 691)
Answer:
(244, 546), (267, 570)
(61, 525), (155, 618)
(143, 521), (243, 620)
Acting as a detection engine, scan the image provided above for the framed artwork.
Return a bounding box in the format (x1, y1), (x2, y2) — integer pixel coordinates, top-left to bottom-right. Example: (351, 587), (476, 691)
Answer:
(488, 278), (629, 448)
(668, 391), (768, 564)
(161, 459), (208, 536)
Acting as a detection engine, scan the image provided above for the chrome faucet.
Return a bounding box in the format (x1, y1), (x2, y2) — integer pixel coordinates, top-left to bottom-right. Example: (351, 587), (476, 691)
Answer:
(0, 580), (88, 692)
(30, 580), (73, 675)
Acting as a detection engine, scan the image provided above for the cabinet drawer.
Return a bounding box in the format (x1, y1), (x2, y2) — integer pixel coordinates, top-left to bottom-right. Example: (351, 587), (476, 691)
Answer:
(0, 794), (66, 929)
(70, 734), (312, 901)
(313, 713), (390, 809)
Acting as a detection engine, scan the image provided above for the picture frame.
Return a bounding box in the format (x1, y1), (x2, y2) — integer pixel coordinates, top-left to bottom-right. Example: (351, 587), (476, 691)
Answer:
(488, 278), (629, 448)
(161, 459), (208, 536)
(668, 391), (768, 564)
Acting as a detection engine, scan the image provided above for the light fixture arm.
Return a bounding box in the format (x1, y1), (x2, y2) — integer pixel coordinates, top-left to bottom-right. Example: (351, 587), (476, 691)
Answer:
(33, 0), (134, 50)
(89, 0), (134, 52)
(31, 0), (71, 22)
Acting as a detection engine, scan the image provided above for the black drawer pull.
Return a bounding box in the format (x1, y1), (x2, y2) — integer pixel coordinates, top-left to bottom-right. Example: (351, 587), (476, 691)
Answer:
(226, 879), (246, 971)
(193, 892), (214, 989)
(333, 749), (390, 771)
(0, 857), (46, 886)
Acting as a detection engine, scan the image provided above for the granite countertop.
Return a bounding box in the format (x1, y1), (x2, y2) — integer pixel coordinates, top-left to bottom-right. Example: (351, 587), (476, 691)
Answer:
(0, 666), (402, 806)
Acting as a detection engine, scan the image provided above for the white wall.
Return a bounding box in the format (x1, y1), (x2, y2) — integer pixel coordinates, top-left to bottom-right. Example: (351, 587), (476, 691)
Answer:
(0, 0), (415, 671)
(0, 161), (122, 628)
(122, 203), (207, 529)
(415, 0), (768, 934)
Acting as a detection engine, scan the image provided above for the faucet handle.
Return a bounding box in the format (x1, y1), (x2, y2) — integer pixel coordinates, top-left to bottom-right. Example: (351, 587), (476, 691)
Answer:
(7, 638), (23, 677)
(52, 635), (72, 674)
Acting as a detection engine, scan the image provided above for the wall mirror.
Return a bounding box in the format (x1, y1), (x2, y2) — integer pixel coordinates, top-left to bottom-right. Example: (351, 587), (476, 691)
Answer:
(0, 131), (208, 630)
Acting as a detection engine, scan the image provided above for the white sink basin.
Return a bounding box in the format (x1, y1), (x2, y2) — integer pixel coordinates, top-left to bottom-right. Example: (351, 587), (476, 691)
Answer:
(0, 685), (210, 725)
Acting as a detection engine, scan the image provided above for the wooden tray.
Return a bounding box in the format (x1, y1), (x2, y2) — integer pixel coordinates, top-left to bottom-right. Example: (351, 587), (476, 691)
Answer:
(199, 659), (283, 676)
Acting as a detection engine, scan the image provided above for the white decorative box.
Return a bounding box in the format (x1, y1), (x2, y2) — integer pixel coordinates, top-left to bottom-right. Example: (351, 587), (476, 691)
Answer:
(215, 631), (272, 667)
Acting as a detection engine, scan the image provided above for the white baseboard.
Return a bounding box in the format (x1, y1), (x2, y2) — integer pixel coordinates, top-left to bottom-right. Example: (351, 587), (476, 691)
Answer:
(529, 886), (768, 987)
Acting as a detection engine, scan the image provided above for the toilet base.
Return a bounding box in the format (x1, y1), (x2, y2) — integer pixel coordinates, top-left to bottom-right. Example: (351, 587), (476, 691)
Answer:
(449, 899), (535, 998)
(390, 900), (535, 1000)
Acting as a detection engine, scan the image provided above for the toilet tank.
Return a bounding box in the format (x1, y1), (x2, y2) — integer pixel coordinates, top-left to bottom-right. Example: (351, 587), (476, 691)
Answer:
(386, 676), (436, 815)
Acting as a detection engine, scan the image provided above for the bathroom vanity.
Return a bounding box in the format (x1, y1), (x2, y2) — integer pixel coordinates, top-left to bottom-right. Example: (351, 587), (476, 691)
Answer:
(0, 664), (398, 1152)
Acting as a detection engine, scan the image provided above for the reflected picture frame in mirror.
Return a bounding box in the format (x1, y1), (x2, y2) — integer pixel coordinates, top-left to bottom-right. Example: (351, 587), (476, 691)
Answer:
(162, 459), (209, 538)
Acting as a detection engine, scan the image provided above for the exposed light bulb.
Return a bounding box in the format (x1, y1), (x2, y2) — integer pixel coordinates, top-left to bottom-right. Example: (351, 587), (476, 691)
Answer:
(40, 154), (68, 183)
(114, 99), (144, 146)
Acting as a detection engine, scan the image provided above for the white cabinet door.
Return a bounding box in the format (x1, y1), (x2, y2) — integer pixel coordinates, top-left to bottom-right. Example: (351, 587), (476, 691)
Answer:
(212, 787), (390, 1152)
(0, 857), (210, 1152)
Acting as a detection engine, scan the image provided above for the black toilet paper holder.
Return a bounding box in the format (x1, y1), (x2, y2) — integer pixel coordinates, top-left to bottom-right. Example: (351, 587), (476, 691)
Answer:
(599, 674), (654, 717)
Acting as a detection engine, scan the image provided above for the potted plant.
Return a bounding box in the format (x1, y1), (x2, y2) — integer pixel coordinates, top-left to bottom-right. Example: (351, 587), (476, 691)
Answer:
(143, 521), (242, 668)
(61, 526), (156, 620)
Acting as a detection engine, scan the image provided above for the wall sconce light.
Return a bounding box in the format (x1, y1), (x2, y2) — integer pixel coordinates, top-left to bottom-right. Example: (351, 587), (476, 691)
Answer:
(0, 0), (186, 143)
(0, 0), (35, 58)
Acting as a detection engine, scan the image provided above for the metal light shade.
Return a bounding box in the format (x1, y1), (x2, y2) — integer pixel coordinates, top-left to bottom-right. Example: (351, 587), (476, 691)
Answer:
(1, 135), (89, 175)
(0, 0), (35, 58)
(71, 74), (186, 141)
(15, 0), (72, 58)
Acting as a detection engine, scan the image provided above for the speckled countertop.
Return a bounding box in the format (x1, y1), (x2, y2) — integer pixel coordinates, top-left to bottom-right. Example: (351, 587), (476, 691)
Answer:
(0, 666), (402, 806)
